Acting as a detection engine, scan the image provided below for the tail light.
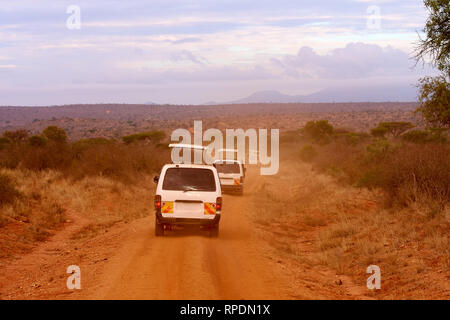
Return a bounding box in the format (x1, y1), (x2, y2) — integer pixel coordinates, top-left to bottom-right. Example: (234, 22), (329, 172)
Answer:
(154, 195), (161, 211)
(216, 197), (222, 213)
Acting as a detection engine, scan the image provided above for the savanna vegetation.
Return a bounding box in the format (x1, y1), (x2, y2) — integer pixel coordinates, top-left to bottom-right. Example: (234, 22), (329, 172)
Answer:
(268, 117), (448, 298)
(0, 126), (170, 257)
(289, 120), (449, 217)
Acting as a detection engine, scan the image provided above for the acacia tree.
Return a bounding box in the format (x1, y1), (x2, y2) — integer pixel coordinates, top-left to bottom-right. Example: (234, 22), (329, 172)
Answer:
(414, 0), (450, 130)
(415, 0), (450, 77)
(302, 120), (334, 143)
(417, 75), (450, 129)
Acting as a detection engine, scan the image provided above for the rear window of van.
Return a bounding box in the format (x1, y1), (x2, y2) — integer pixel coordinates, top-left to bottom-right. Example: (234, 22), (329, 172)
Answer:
(162, 168), (216, 192)
(215, 162), (241, 174)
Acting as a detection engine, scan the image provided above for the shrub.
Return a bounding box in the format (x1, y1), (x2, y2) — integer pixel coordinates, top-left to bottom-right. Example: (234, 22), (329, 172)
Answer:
(2, 129), (29, 143)
(401, 130), (430, 143)
(301, 135), (449, 214)
(310, 141), (365, 183)
(356, 170), (384, 189)
(370, 126), (389, 138)
(42, 126), (67, 143)
(0, 173), (21, 206)
(72, 138), (115, 157)
(302, 120), (334, 144)
(416, 76), (450, 129)
(378, 143), (450, 212)
(21, 143), (73, 171)
(68, 143), (169, 182)
(402, 129), (448, 144)
(0, 137), (11, 150)
(28, 135), (48, 147)
(365, 139), (396, 162)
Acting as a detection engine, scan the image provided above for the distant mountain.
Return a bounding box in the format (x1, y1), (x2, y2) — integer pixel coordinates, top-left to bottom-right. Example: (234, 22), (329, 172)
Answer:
(229, 90), (299, 104)
(213, 85), (418, 105)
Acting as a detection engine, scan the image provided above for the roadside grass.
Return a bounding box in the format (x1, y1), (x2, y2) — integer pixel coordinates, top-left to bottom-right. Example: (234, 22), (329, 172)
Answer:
(0, 127), (168, 258)
(0, 169), (156, 259)
(249, 151), (449, 299)
(0, 169), (67, 257)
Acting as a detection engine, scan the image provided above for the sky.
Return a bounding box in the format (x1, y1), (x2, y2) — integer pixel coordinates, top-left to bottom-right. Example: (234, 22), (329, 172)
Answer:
(0, 0), (437, 105)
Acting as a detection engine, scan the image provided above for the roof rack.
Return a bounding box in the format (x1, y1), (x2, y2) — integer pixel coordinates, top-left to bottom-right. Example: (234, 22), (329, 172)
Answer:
(168, 143), (206, 150)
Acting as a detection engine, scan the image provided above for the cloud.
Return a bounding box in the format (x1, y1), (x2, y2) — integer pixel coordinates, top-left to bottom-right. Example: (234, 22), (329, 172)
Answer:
(0, 1), (432, 105)
(0, 64), (17, 69)
(170, 37), (203, 45)
(170, 50), (207, 65)
(274, 42), (415, 79)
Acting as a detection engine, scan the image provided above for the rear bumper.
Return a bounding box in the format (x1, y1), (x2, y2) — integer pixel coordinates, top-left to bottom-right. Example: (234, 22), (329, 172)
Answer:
(156, 211), (221, 226)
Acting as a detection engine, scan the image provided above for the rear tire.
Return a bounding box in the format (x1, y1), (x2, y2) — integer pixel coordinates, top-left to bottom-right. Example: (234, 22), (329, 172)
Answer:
(209, 224), (219, 238)
(155, 218), (164, 236)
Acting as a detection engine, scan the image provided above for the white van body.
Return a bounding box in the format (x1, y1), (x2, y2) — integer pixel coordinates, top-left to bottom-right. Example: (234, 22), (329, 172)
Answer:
(213, 159), (245, 195)
(154, 163), (222, 236)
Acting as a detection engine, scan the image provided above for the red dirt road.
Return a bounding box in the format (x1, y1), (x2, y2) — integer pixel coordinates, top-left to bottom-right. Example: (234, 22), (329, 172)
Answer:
(0, 168), (371, 300)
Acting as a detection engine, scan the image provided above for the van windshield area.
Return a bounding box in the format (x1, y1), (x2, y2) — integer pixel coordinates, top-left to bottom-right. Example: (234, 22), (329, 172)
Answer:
(215, 163), (241, 174)
(162, 168), (216, 192)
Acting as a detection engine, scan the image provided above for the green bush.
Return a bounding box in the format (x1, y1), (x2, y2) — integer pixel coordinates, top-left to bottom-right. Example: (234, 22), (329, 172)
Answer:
(28, 135), (48, 147)
(42, 126), (67, 143)
(302, 120), (334, 144)
(401, 129), (448, 144)
(401, 130), (429, 143)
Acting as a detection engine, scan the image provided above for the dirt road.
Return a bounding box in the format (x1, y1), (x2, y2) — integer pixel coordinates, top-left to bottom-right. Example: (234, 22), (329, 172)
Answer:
(86, 170), (298, 299)
(0, 166), (373, 300)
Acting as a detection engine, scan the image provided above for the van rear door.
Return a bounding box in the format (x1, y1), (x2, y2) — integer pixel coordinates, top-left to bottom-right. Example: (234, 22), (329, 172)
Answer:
(214, 162), (243, 186)
(160, 167), (219, 219)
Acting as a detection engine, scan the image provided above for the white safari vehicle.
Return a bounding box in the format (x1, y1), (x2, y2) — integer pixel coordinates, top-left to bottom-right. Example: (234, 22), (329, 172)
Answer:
(213, 159), (245, 195)
(153, 164), (222, 237)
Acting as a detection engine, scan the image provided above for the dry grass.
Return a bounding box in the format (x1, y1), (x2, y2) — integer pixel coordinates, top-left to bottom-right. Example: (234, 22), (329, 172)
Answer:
(303, 137), (449, 217)
(249, 145), (450, 298)
(0, 168), (156, 259)
(0, 169), (68, 256)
